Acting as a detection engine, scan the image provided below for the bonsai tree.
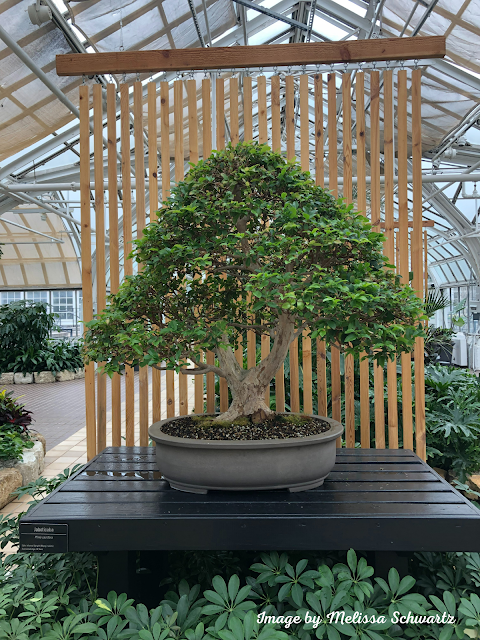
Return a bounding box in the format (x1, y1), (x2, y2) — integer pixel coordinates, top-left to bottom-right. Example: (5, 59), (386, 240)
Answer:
(84, 142), (425, 422)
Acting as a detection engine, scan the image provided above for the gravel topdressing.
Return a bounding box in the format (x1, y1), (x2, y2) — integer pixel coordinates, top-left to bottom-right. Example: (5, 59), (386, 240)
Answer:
(161, 414), (332, 441)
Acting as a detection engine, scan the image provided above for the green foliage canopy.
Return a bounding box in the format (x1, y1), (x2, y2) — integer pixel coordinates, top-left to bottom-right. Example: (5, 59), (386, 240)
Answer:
(84, 142), (425, 376)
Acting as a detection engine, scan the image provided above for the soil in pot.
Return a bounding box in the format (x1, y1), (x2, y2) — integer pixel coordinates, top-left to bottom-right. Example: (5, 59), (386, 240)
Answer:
(161, 413), (332, 441)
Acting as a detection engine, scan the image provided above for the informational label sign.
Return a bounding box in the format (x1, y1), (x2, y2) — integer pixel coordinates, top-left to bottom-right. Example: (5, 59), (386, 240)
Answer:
(19, 523), (68, 552)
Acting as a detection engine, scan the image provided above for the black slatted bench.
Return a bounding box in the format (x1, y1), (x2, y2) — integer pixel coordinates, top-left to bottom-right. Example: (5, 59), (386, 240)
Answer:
(19, 447), (480, 596)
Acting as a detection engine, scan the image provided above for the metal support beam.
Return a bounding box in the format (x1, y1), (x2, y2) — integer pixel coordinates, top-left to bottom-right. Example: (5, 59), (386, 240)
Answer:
(231, 0), (310, 31)
(9, 172), (480, 191)
(0, 217), (63, 243)
(0, 185), (82, 225)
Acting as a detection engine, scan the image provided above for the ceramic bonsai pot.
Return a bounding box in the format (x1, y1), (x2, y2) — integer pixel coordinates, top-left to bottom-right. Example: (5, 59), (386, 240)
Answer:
(148, 413), (344, 494)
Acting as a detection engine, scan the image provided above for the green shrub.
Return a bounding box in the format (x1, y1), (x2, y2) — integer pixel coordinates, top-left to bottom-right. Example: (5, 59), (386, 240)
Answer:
(0, 300), (83, 375)
(0, 301), (57, 373)
(424, 365), (480, 481)
(7, 340), (83, 376)
(0, 390), (34, 461)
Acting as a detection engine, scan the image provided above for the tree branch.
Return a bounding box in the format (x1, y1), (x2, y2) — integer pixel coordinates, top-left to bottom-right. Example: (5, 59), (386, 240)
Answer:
(180, 364), (225, 376)
(292, 322), (310, 341)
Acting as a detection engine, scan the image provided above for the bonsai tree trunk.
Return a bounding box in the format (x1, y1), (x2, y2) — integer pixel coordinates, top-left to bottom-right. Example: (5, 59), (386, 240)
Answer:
(211, 314), (296, 421)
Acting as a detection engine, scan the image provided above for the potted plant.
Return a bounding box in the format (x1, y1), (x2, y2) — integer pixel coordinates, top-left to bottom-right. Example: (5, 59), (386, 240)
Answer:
(84, 142), (424, 493)
(423, 289), (454, 365)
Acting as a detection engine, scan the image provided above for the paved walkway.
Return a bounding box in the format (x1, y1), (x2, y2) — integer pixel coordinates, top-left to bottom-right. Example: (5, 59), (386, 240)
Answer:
(1, 370), (161, 451)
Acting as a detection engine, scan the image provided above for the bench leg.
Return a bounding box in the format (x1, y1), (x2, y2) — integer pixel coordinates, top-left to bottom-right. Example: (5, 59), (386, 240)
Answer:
(97, 551), (136, 597)
(373, 551), (410, 579)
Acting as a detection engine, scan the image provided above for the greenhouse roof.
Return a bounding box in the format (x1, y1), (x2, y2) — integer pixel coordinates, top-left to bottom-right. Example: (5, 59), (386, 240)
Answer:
(0, 0), (480, 290)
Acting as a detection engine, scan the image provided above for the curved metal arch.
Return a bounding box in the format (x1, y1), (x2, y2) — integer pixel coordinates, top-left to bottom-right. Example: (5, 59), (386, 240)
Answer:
(422, 182), (480, 282)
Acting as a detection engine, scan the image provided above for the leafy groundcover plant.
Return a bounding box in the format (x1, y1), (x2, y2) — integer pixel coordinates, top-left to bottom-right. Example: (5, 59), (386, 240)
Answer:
(1, 472), (480, 640)
(84, 142), (424, 422)
(424, 365), (480, 481)
(0, 390), (34, 462)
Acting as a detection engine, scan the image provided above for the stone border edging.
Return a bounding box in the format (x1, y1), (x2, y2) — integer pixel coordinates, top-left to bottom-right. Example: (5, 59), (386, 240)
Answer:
(0, 369), (85, 384)
(0, 434), (46, 509)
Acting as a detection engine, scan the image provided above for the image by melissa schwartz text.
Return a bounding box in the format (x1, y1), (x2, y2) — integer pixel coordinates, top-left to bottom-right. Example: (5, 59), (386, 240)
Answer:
(257, 610), (457, 629)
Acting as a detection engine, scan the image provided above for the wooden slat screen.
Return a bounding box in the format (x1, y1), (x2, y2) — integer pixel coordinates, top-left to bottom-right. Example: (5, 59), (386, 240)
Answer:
(79, 71), (425, 461)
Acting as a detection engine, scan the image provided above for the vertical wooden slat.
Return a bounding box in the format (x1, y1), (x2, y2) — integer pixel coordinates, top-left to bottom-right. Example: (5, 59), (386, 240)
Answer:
(285, 75), (299, 413)
(230, 78), (241, 398)
(412, 68), (426, 461)
(300, 75), (309, 171)
(374, 362), (386, 448)
(174, 80), (188, 417)
(134, 81), (149, 445)
(148, 82), (161, 426)
(271, 75), (281, 153)
(299, 74), (312, 415)
(285, 76), (295, 160)
(93, 84), (106, 454)
(161, 81), (175, 419)
(235, 335), (243, 367)
(107, 84), (121, 446)
(202, 79), (215, 414)
(187, 79), (202, 415)
(314, 74), (324, 187)
(327, 73), (338, 196)
(342, 73), (355, 447)
(328, 73), (341, 435)
(317, 340), (327, 417)
(243, 76), (253, 142)
(259, 40), (270, 410)
(359, 357), (370, 448)
(271, 75), (284, 411)
(314, 74), (327, 419)
(289, 341), (300, 413)
(356, 72), (370, 448)
(397, 70), (413, 450)
(215, 77), (228, 412)
(301, 334), (312, 415)
(230, 78), (239, 145)
(216, 77), (225, 150)
(187, 79), (198, 165)
(120, 84), (135, 446)
(370, 70), (384, 448)
(202, 78), (212, 157)
(397, 72), (409, 283)
(370, 70), (380, 230)
(194, 352), (205, 414)
(261, 328), (270, 406)
(206, 350), (215, 414)
(247, 305), (256, 370)
(246, 82), (255, 377)
(80, 85), (96, 460)
(383, 70), (398, 450)
(383, 73), (397, 446)
(383, 70), (395, 262)
(258, 75), (267, 144)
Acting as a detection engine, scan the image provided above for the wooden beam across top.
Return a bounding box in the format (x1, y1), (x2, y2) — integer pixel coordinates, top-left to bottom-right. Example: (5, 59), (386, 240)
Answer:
(56, 36), (446, 76)
(380, 220), (434, 228)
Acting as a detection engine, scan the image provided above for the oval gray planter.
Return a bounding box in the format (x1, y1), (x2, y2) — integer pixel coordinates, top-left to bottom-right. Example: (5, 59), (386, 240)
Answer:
(149, 413), (344, 494)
